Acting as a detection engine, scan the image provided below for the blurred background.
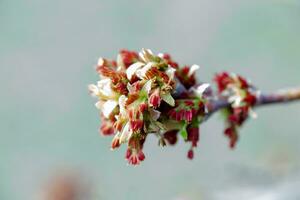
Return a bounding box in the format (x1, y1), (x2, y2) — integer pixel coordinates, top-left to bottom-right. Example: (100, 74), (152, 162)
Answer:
(1, 0), (300, 199)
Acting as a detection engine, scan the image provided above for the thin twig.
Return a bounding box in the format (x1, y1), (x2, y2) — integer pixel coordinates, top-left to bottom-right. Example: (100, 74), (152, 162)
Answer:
(207, 87), (300, 115)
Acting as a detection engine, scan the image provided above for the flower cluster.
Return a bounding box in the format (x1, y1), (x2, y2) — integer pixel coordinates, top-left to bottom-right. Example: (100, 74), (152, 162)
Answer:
(89, 49), (206, 165)
(89, 49), (261, 165)
(214, 72), (257, 148)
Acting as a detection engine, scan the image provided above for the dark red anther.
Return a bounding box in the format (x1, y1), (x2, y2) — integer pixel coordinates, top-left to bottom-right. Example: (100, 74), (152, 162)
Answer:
(164, 130), (178, 145)
(111, 138), (120, 149)
(187, 149), (194, 160)
(125, 148), (132, 159)
(138, 151), (145, 161)
(187, 127), (199, 147)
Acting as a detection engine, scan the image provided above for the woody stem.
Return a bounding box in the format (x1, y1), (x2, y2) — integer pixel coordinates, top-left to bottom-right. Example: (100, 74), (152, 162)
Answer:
(207, 87), (300, 114)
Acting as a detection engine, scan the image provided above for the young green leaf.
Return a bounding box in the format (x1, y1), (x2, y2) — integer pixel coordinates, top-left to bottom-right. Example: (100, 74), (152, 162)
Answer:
(179, 122), (188, 140)
(161, 93), (175, 106)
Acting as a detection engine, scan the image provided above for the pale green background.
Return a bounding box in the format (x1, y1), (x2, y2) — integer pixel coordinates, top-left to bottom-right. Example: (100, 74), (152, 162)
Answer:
(1, 0), (300, 199)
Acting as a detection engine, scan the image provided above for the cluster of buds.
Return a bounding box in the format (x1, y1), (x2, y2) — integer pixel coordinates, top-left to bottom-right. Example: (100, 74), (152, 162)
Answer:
(214, 72), (257, 148)
(89, 49), (206, 165)
(89, 49), (259, 165)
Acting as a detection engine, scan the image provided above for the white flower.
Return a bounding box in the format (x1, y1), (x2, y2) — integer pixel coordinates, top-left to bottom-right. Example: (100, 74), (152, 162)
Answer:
(225, 86), (250, 107)
(228, 94), (243, 107)
(165, 66), (176, 81)
(139, 48), (154, 63)
(91, 79), (122, 118)
(90, 79), (118, 118)
(135, 62), (155, 79)
(89, 78), (116, 99)
(126, 62), (144, 80)
(97, 78), (115, 98)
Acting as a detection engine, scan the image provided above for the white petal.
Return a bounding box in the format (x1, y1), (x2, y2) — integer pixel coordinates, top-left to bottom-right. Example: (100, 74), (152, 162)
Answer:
(97, 57), (105, 66)
(228, 95), (237, 103)
(97, 78), (110, 88)
(139, 51), (146, 63)
(158, 53), (164, 58)
(88, 84), (99, 96)
(193, 83), (210, 97)
(127, 83), (135, 93)
(188, 64), (200, 77)
(126, 62), (144, 80)
(136, 62), (155, 79)
(102, 100), (118, 118)
(229, 95), (243, 107)
(143, 48), (153, 55)
(117, 54), (123, 67)
(95, 101), (102, 109)
(235, 97), (242, 106)
(165, 66), (176, 80)
(119, 122), (131, 143)
(142, 80), (152, 94)
(139, 48), (154, 62)
(97, 79), (114, 97)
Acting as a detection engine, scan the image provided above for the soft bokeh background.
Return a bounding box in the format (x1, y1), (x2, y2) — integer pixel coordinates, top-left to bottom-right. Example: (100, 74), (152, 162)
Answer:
(1, 0), (300, 199)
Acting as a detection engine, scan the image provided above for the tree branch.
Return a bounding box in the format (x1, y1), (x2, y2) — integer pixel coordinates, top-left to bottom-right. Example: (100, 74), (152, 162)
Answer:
(207, 87), (300, 115)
